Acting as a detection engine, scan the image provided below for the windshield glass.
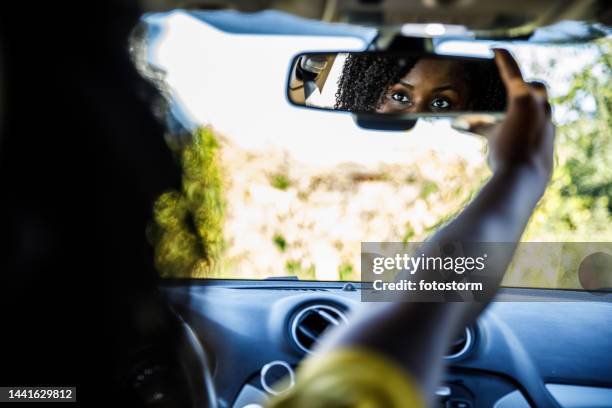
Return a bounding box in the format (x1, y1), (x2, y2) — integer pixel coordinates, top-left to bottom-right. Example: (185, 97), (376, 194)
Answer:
(139, 11), (611, 289)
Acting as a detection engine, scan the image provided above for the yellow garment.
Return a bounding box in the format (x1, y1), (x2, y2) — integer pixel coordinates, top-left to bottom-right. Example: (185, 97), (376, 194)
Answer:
(267, 348), (426, 408)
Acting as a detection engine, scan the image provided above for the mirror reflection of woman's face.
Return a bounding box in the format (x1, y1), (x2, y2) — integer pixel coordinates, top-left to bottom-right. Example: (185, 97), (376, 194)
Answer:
(377, 59), (471, 114)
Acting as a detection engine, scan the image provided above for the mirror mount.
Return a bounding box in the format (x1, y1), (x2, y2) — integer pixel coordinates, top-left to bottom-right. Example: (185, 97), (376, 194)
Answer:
(384, 35), (433, 53)
(374, 30), (435, 52)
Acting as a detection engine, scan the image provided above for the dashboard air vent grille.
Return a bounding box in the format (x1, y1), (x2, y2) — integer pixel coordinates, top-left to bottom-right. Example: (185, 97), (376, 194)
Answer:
(290, 304), (347, 354)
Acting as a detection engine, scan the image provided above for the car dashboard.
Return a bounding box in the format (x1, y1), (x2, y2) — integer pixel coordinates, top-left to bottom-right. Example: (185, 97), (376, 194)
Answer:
(161, 280), (612, 408)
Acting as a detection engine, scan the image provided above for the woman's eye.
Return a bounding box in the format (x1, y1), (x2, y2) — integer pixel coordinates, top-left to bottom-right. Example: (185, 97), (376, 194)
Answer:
(390, 92), (411, 104)
(431, 97), (451, 110)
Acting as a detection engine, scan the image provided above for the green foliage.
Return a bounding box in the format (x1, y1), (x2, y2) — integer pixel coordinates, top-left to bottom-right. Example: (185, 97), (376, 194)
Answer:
(523, 39), (612, 244)
(419, 180), (439, 199)
(285, 259), (316, 280)
(273, 233), (287, 252)
(404, 173), (418, 184)
(510, 39), (612, 287)
(269, 173), (291, 190)
(338, 263), (356, 281)
(401, 224), (415, 244)
(148, 127), (225, 278)
(557, 40), (611, 207)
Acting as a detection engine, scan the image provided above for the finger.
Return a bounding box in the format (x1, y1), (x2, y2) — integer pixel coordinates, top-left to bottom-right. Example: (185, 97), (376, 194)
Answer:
(493, 48), (530, 98)
(528, 81), (552, 118)
(528, 80), (548, 98)
(493, 48), (523, 83)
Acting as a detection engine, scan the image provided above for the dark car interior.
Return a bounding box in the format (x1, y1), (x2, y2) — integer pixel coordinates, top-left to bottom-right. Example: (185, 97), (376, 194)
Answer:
(1, 1), (611, 407)
(161, 280), (611, 408)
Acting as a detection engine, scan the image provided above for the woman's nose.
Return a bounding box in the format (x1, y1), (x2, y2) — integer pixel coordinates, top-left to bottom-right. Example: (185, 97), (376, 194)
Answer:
(409, 98), (430, 113)
(405, 98), (430, 113)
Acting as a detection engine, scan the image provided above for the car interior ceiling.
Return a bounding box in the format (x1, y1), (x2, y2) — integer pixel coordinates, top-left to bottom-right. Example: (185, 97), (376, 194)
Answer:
(143, 0), (612, 30)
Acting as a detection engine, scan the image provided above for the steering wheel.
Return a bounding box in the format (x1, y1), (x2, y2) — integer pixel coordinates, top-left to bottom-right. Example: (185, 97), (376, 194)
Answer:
(120, 305), (218, 408)
(176, 317), (218, 408)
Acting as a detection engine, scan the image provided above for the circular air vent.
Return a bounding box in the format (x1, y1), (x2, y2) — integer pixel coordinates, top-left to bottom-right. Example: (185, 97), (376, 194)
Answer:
(290, 304), (348, 354)
(445, 326), (475, 360)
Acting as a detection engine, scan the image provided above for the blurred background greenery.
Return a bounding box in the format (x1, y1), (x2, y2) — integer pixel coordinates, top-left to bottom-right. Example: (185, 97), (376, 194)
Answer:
(150, 39), (610, 288)
(148, 127), (225, 278)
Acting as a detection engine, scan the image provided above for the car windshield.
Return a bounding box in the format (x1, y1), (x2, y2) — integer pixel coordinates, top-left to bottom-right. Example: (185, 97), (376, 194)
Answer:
(138, 11), (611, 289)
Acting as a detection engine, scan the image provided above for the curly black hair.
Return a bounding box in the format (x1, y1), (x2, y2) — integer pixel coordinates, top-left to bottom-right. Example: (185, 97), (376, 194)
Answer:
(334, 53), (506, 113)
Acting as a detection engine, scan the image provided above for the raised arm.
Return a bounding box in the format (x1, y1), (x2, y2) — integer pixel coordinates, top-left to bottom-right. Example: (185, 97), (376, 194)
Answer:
(312, 49), (555, 405)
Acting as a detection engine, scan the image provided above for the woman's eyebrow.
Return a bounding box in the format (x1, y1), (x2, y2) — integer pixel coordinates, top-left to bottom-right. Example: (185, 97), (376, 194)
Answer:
(397, 81), (459, 93)
(431, 85), (459, 93)
(398, 80), (414, 89)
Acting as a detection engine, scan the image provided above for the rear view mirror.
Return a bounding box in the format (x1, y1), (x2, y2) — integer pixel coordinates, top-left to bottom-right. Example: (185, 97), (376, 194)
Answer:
(287, 51), (507, 122)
